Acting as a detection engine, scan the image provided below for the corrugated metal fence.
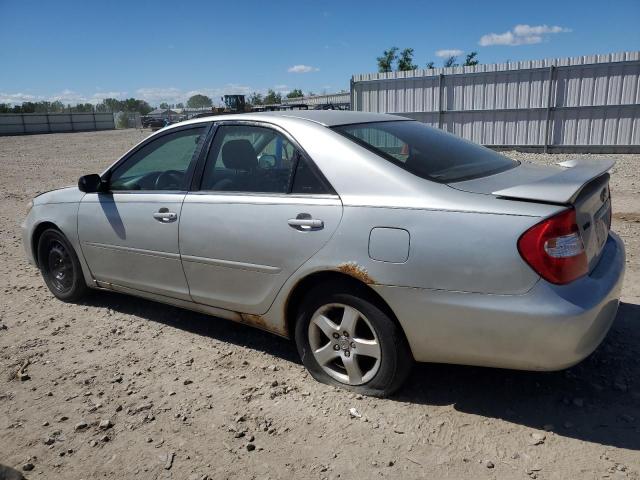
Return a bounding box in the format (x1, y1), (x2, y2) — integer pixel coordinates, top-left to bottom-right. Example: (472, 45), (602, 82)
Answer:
(281, 92), (351, 107)
(0, 112), (115, 136)
(351, 51), (640, 152)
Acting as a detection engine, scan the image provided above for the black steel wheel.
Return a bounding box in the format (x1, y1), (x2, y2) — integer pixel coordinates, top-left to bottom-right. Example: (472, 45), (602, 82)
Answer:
(37, 228), (87, 302)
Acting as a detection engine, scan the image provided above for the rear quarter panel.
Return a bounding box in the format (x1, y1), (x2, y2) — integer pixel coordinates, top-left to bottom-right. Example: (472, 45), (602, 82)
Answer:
(296, 206), (542, 294)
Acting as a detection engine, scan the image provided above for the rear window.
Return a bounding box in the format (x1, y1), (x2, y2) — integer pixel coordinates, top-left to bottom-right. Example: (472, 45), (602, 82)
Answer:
(333, 120), (517, 183)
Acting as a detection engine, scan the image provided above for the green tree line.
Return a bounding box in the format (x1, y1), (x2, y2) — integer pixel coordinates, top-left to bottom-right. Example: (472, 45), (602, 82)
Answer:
(377, 48), (479, 73)
(0, 98), (154, 114)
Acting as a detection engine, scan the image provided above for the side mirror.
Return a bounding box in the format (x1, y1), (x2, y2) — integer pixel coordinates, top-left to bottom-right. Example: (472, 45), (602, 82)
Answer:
(258, 154), (277, 169)
(78, 174), (103, 193)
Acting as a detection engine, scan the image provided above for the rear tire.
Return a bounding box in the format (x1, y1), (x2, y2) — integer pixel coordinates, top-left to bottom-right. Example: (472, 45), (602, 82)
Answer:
(37, 228), (88, 302)
(294, 283), (412, 397)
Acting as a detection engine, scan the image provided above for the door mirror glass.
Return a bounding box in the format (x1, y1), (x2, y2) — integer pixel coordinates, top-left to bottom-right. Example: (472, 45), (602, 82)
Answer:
(258, 154), (276, 169)
(78, 174), (103, 193)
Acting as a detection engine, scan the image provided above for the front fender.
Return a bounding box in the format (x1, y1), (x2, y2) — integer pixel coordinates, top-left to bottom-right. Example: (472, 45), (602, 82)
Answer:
(22, 201), (94, 287)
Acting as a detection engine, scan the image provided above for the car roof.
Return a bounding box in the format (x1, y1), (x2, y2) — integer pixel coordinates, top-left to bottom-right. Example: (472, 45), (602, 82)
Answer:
(177, 110), (411, 128)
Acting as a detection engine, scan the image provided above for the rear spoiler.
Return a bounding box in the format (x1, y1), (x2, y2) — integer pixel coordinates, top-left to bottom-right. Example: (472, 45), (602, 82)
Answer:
(493, 159), (615, 204)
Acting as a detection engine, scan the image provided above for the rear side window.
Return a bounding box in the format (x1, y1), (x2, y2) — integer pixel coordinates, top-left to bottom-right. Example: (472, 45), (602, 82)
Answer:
(291, 156), (330, 194)
(200, 125), (297, 193)
(333, 121), (517, 183)
(200, 124), (332, 195)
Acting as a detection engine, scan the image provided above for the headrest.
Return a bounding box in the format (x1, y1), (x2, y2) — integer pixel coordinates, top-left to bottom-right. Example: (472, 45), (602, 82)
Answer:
(221, 139), (257, 171)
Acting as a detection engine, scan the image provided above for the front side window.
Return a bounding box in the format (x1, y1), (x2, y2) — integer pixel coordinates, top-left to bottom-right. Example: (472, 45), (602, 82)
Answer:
(333, 121), (517, 183)
(201, 125), (299, 193)
(109, 127), (207, 191)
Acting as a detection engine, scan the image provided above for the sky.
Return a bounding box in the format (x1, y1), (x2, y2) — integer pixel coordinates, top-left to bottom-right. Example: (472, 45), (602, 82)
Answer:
(1, 0), (639, 107)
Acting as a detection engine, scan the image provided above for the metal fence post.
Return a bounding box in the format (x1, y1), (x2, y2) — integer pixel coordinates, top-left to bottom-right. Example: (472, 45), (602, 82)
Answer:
(543, 65), (556, 153)
(350, 77), (355, 111)
(438, 73), (445, 130)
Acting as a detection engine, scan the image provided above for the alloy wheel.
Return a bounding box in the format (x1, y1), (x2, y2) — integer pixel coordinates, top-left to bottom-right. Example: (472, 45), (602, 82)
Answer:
(307, 303), (381, 385)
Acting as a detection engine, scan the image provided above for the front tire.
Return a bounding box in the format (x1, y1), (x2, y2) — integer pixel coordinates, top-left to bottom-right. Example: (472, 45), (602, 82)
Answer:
(37, 228), (88, 302)
(294, 284), (412, 397)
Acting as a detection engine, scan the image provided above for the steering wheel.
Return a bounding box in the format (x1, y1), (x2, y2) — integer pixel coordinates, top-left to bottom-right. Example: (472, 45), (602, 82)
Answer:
(154, 170), (183, 190)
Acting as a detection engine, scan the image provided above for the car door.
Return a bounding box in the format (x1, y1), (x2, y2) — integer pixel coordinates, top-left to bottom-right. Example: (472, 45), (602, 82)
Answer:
(78, 124), (209, 300)
(179, 122), (343, 314)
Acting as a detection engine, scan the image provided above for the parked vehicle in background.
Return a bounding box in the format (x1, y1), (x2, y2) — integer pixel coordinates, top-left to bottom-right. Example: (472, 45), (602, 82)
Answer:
(141, 116), (166, 130)
(22, 111), (625, 397)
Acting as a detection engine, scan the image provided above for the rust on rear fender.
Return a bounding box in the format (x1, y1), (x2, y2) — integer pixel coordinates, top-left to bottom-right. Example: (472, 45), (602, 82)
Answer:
(337, 262), (375, 284)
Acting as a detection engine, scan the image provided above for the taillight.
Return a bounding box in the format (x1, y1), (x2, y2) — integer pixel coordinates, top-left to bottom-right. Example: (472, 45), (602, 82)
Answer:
(518, 208), (588, 285)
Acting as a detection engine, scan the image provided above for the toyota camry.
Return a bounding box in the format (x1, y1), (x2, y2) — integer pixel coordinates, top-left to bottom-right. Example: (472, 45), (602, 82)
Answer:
(22, 111), (625, 396)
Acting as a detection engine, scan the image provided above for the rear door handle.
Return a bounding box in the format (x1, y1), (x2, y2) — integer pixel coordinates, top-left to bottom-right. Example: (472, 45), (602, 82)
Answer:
(153, 208), (177, 223)
(288, 213), (324, 231)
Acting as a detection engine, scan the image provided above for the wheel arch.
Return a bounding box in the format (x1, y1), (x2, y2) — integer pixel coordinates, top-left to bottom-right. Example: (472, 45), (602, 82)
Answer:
(284, 270), (405, 342)
(31, 221), (61, 267)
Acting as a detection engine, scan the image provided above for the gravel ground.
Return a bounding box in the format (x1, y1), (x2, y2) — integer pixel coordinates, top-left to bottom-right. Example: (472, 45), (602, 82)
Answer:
(0, 129), (638, 480)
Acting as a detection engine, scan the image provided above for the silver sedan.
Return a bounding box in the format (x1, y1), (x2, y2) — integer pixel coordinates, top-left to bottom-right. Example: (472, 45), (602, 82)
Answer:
(22, 111), (625, 396)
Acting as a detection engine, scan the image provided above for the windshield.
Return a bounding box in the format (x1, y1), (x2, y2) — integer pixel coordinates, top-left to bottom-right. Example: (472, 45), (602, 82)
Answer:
(333, 120), (518, 183)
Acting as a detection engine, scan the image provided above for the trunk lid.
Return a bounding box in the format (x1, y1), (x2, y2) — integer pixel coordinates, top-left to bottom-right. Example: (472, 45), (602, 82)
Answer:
(450, 159), (614, 272)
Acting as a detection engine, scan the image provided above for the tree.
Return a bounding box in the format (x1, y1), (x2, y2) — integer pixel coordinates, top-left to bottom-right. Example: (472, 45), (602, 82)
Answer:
(377, 47), (398, 73)
(286, 89), (304, 99)
(186, 94), (213, 108)
(443, 56), (458, 68)
(463, 51), (479, 66)
(175, 102), (184, 109)
(247, 92), (263, 106)
(116, 112), (130, 129)
(397, 48), (418, 71)
(263, 89), (282, 105)
(425, 61), (435, 69)
(159, 102), (169, 109)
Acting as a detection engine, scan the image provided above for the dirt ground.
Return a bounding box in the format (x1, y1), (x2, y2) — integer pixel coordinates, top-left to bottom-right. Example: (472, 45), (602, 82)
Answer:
(0, 129), (638, 480)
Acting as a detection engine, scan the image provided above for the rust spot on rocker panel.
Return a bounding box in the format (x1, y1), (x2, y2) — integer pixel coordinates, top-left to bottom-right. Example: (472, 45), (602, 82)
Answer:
(337, 262), (375, 284)
(239, 313), (287, 337)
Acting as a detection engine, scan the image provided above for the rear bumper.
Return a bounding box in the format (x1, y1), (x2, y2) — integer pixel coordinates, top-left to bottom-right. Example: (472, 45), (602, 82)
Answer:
(373, 232), (626, 370)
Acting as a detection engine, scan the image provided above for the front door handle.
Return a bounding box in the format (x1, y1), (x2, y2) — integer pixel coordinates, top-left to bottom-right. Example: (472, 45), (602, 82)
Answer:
(153, 208), (177, 223)
(288, 213), (324, 231)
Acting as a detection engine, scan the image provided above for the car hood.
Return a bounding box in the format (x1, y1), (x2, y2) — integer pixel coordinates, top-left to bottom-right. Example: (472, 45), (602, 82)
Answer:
(33, 186), (84, 205)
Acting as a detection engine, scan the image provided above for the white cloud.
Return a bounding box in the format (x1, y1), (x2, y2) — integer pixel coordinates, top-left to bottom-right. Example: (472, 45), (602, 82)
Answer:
(287, 64), (319, 73)
(135, 87), (184, 104)
(49, 89), (88, 104)
(0, 92), (41, 104)
(136, 84), (255, 105)
(513, 24), (570, 36)
(435, 49), (464, 58)
(479, 24), (571, 47)
(92, 91), (127, 101)
(1, 83), (301, 107)
(0, 89), (130, 105)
